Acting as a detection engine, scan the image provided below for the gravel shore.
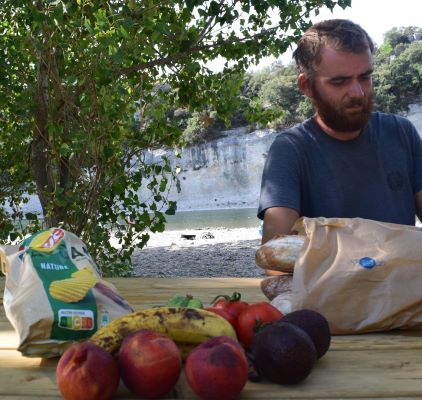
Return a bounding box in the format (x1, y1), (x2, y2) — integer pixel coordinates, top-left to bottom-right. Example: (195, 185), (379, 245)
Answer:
(131, 227), (266, 278)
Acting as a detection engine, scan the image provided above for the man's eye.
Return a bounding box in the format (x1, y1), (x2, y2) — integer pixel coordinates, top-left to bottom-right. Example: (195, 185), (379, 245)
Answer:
(331, 79), (345, 86)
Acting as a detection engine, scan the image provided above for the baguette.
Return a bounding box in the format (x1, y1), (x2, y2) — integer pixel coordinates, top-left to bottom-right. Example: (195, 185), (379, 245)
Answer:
(255, 234), (305, 273)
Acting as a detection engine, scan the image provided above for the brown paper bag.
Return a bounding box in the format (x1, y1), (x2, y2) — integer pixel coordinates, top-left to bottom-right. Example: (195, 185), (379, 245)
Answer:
(1, 228), (133, 357)
(291, 217), (422, 334)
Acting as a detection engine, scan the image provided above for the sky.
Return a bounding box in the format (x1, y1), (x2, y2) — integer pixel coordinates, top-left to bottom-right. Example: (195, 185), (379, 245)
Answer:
(214, 0), (422, 71)
(304, 0), (420, 45)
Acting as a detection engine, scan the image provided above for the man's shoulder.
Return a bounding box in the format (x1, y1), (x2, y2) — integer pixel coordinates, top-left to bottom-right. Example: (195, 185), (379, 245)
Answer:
(370, 111), (414, 129)
(273, 119), (315, 142)
(368, 112), (421, 146)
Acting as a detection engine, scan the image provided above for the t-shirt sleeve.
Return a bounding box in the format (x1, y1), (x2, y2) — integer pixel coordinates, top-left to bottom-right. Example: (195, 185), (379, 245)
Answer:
(257, 134), (302, 220)
(409, 121), (422, 194)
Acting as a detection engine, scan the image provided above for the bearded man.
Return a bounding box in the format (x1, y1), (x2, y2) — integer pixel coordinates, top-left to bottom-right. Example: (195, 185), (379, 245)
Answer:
(257, 19), (422, 270)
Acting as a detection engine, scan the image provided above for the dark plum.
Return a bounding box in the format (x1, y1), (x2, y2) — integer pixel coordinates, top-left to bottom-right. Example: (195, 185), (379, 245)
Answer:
(251, 322), (317, 385)
(281, 309), (331, 359)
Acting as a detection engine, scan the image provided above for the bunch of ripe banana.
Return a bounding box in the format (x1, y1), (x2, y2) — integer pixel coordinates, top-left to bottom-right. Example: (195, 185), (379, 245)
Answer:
(89, 306), (237, 359)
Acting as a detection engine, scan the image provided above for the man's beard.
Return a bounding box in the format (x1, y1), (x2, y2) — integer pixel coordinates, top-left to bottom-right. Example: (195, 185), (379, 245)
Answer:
(311, 85), (374, 133)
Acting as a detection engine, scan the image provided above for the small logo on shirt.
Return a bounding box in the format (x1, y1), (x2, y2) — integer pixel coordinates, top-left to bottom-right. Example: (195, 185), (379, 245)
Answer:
(387, 170), (404, 191)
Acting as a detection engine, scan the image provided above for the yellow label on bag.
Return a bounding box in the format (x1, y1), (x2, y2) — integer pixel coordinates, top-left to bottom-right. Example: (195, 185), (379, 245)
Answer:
(29, 228), (65, 252)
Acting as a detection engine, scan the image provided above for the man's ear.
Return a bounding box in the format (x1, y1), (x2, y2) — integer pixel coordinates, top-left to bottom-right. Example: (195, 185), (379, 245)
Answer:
(298, 73), (312, 97)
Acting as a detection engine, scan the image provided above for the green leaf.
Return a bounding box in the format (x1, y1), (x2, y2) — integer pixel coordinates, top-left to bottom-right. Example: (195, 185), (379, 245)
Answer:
(59, 143), (71, 156)
(25, 212), (38, 221)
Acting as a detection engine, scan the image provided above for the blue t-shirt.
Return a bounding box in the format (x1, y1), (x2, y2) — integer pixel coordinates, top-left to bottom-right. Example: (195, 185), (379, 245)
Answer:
(258, 112), (422, 225)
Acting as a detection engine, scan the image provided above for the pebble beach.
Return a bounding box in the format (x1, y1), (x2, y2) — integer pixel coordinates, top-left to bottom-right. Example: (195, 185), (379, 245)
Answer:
(131, 227), (266, 278)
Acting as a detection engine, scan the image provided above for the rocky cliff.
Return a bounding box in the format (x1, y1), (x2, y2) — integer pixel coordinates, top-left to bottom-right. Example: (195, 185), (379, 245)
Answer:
(144, 127), (278, 211)
(408, 103), (422, 132)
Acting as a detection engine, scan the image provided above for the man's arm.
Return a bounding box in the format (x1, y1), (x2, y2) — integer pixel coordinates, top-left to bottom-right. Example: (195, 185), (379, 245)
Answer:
(261, 207), (300, 276)
(415, 190), (422, 223)
(261, 206), (300, 244)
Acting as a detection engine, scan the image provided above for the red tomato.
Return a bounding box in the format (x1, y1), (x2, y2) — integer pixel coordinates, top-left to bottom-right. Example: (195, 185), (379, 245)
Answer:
(236, 302), (283, 349)
(205, 307), (237, 330)
(213, 298), (229, 309)
(212, 292), (249, 319)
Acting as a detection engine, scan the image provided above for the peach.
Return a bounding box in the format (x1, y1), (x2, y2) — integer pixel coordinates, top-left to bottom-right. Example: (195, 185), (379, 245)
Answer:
(56, 341), (119, 400)
(185, 336), (248, 400)
(118, 329), (182, 399)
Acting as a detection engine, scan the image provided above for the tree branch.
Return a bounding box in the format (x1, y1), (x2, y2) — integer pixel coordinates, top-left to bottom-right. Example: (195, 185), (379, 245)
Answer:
(118, 24), (280, 76)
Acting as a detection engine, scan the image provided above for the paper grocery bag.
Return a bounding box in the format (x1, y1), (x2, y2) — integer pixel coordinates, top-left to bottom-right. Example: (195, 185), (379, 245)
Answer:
(291, 217), (422, 334)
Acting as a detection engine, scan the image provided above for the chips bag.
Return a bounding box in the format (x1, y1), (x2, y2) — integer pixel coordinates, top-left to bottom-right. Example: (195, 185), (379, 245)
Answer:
(1, 228), (133, 357)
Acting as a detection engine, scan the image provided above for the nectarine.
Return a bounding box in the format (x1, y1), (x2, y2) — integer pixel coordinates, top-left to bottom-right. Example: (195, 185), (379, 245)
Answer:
(56, 341), (119, 400)
(118, 329), (182, 399)
(185, 336), (248, 400)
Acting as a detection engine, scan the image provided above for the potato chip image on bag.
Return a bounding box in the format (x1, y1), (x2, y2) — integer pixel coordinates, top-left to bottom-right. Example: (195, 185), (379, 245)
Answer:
(1, 228), (133, 358)
(71, 266), (98, 280)
(49, 266), (99, 303)
(49, 276), (96, 303)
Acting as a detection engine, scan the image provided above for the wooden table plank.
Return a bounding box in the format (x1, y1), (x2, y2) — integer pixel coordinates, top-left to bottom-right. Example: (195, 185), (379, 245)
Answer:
(3, 277), (422, 398)
(107, 277), (268, 308)
(2, 347), (422, 399)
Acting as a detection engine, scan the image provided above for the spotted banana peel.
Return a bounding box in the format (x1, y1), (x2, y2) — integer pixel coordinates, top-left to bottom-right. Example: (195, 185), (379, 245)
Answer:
(89, 306), (237, 354)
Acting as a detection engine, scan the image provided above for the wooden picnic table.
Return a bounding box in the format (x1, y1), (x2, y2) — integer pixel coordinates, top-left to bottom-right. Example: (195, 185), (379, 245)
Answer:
(2, 276), (422, 399)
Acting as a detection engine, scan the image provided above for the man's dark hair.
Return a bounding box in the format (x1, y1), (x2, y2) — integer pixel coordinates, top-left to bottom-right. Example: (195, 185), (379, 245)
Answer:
(293, 19), (375, 79)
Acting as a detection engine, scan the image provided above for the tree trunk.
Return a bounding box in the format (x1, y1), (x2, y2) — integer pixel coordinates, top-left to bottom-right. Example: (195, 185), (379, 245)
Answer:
(31, 42), (57, 227)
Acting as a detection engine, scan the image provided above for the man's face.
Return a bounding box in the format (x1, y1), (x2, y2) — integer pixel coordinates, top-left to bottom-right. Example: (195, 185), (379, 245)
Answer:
(308, 46), (374, 134)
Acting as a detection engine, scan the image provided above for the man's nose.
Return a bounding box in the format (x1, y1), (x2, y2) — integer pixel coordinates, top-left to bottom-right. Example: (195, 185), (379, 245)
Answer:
(348, 80), (364, 98)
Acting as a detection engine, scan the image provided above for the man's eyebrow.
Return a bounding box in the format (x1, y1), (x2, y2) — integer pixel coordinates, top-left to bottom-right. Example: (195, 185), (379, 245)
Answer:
(359, 68), (374, 76)
(329, 68), (373, 81)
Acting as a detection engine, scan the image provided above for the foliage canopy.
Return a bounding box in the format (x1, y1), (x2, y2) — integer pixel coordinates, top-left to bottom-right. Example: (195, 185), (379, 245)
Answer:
(0, 0), (350, 275)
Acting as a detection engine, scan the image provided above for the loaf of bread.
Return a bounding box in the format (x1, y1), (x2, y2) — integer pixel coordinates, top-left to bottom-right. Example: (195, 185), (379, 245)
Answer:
(260, 274), (293, 301)
(255, 235), (305, 273)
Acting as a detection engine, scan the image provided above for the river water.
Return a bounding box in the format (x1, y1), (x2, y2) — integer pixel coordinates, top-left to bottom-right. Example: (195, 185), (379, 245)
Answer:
(163, 207), (260, 230)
